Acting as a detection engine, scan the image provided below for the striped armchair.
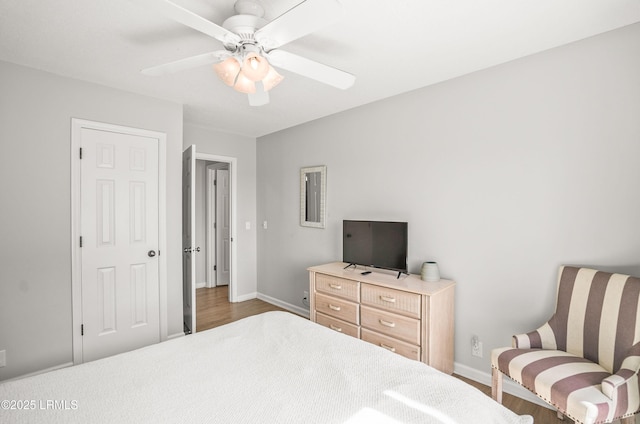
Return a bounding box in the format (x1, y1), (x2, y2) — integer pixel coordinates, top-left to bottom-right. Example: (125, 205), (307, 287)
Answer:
(491, 266), (640, 424)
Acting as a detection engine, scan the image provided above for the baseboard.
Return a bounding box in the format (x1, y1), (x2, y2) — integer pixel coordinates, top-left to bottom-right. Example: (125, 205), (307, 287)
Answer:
(195, 282), (206, 289)
(3, 361), (74, 383)
(257, 292), (310, 319)
(167, 332), (185, 340)
(236, 291), (257, 302)
(454, 362), (551, 409)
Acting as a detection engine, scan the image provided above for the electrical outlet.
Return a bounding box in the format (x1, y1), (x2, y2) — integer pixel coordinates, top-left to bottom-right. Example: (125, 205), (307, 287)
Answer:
(0, 350), (6, 367)
(471, 336), (483, 358)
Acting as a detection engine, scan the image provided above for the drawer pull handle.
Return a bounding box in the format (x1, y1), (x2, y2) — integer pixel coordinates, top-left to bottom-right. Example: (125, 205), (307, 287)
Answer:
(329, 304), (341, 311)
(330, 325), (343, 332)
(379, 319), (396, 328)
(380, 295), (396, 303)
(329, 284), (342, 290)
(380, 343), (396, 352)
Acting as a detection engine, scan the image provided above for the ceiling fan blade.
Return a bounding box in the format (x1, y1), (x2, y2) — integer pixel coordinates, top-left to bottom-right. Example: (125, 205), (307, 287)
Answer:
(141, 51), (227, 76)
(133, 0), (240, 45)
(248, 82), (270, 106)
(267, 50), (355, 89)
(255, 0), (343, 50)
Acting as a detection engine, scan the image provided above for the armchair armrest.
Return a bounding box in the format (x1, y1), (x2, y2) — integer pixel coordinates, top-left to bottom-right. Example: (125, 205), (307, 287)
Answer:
(602, 343), (640, 400)
(512, 322), (558, 350)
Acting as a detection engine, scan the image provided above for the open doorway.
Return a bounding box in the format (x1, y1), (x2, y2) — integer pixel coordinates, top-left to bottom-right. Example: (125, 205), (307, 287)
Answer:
(183, 146), (237, 334)
(197, 160), (229, 289)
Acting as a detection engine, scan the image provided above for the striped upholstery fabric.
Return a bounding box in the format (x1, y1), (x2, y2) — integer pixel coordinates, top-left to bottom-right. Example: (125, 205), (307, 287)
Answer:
(491, 266), (640, 424)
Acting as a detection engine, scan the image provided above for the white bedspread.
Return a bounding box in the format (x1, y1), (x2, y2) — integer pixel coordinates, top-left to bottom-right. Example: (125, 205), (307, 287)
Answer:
(0, 312), (532, 423)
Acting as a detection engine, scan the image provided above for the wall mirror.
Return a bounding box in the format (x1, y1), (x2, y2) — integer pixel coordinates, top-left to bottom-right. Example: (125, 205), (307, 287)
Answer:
(300, 165), (326, 228)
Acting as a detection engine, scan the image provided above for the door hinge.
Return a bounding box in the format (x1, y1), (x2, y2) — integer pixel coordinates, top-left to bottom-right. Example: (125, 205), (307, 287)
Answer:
(79, 147), (83, 159)
(81, 324), (84, 336)
(79, 236), (83, 247)
(214, 179), (217, 186)
(214, 265), (217, 271)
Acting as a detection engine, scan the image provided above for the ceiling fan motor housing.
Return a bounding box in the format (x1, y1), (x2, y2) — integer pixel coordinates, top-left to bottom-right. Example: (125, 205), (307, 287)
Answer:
(233, 0), (265, 17)
(222, 14), (267, 47)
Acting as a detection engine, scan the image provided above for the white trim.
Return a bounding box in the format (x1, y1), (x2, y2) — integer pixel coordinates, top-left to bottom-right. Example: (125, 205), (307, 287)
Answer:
(4, 362), (74, 383)
(257, 292), (310, 319)
(453, 362), (552, 409)
(235, 292), (256, 302)
(70, 118), (168, 365)
(195, 152), (238, 303)
(167, 332), (185, 341)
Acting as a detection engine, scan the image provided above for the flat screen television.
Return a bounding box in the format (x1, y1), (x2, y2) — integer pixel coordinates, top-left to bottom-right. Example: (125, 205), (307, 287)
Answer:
(343, 220), (408, 276)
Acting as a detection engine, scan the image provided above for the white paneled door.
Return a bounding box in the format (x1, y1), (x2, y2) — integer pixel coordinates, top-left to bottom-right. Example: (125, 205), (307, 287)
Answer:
(216, 169), (230, 286)
(182, 145), (196, 334)
(80, 127), (160, 362)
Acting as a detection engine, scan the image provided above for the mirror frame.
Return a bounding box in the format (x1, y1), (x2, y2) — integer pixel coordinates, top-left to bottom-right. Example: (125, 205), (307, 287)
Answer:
(300, 165), (327, 229)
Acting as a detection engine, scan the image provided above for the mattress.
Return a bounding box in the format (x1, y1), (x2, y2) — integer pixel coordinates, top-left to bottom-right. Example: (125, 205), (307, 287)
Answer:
(0, 311), (532, 423)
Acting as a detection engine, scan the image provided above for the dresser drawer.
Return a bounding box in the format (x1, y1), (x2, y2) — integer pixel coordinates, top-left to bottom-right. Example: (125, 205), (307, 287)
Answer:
(360, 305), (420, 345)
(361, 328), (420, 361)
(315, 273), (359, 302)
(315, 293), (359, 325)
(361, 283), (421, 318)
(316, 313), (360, 338)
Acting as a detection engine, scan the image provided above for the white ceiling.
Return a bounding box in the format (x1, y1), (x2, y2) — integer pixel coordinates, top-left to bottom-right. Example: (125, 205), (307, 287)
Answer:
(1, 0), (639, 137)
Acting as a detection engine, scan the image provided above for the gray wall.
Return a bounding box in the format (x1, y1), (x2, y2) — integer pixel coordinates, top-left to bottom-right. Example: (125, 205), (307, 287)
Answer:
(0, 61), (184, 380)
(256, 23), (640, 374)
(184, 124), (258, 299)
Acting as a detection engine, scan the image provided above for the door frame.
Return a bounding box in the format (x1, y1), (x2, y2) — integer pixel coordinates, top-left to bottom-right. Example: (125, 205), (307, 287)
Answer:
(196, 152), (238, 303)
(70, 118), (168, 364)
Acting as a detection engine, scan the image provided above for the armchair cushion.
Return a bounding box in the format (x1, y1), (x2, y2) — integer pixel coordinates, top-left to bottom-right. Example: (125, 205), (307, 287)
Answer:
(492, 347), (613, 423)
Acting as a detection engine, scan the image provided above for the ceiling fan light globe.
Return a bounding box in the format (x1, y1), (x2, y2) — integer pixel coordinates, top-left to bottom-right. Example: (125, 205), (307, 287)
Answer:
(242, 52), (270, 82)
(262, 66), (284, 92)
(234, 71), (257, 94)
(213, 57), (241, 86)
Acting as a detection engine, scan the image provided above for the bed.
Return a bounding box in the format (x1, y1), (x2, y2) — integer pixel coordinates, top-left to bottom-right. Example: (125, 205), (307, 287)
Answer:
(0, 312), (532, 423)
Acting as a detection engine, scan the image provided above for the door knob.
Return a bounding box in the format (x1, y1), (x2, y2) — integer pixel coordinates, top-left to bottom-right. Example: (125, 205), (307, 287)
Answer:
(183, 247), (192, 254)
(194, 247), (201, 252)
(148, 250), (156, 257)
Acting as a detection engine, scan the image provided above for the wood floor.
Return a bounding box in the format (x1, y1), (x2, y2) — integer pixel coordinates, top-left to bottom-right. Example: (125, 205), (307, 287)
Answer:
(196, 285), (285, 331)
(195, 286), (567, 423)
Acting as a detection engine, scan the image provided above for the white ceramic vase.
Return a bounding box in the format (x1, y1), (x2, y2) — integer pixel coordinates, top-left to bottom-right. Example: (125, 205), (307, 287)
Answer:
(421, 261), (440, 282)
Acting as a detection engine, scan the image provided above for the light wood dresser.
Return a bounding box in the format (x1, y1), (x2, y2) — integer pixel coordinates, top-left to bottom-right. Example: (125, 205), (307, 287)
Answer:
(308, 262), (455, 374)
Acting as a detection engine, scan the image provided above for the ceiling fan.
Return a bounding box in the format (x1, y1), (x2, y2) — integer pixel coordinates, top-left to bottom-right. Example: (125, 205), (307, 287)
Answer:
(137, 0), (356, 106)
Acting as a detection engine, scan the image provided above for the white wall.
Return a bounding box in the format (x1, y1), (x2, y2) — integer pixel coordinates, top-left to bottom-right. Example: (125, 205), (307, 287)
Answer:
(256, 23), (640, 375)
(0, 61), (184, 380)
(184, 124), (257, 299)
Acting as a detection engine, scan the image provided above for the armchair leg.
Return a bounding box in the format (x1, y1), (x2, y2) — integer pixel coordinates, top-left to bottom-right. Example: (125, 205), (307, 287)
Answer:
(491, 367), (503, 404)
(557, 410), (564, 420)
